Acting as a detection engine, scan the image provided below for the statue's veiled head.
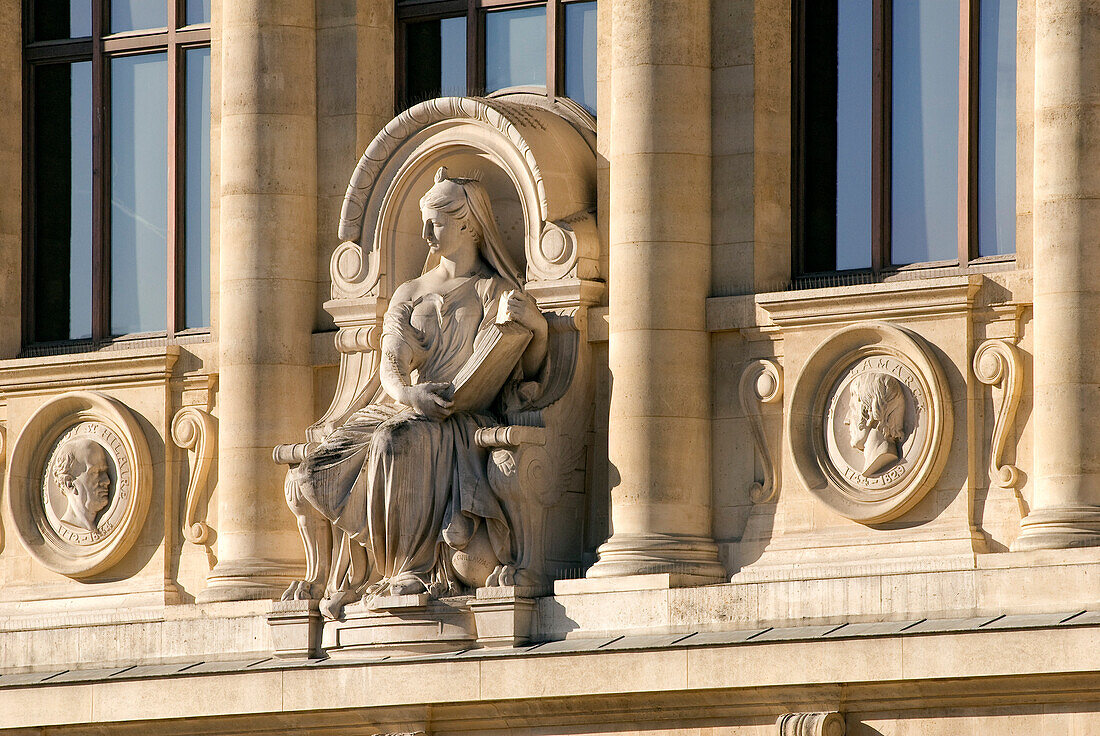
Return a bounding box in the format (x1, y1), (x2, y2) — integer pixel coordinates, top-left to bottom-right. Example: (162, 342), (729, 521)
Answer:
(418, 167), (523, 289)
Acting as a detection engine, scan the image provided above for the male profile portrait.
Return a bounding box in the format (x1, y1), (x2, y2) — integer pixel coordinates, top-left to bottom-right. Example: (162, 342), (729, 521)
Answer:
(51, 438), (112, 532)
(845, 372), (907, 477)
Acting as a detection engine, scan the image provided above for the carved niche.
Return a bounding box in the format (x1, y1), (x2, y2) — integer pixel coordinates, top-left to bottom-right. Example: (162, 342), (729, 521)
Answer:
(5, 391), (152, 577)
(274, 93), (601, 618)
(787, 322), (953, 523)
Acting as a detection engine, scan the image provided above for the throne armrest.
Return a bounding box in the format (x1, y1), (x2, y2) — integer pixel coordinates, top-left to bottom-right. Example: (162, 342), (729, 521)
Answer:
(273, 442), (319, 466)
(474, 425), (546, 450)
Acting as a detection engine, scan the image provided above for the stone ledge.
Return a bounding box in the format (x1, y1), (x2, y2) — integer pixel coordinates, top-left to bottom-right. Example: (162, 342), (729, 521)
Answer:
(0, 622), (1096, 732)
(0, 345), (181, 392)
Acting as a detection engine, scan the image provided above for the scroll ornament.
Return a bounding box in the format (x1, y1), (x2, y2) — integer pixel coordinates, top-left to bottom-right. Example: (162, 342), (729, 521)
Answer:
(972, 338), (1023, 489)
(740, 359), (783, 504)
(172, 406), (217, 545)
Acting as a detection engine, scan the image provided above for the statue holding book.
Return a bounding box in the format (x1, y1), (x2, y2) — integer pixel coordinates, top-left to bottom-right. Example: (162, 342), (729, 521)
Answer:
(281, 168), (548, 607)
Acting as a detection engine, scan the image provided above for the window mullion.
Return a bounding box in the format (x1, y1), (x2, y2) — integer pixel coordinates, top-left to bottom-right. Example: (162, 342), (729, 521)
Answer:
(546, 0), (560, 99)
(92, 0), (108, 341)
(467, 0), (481, 93)
(166, 3), (181, 336)
(871, 0), (887, 273)
(959, 0), (978, 264)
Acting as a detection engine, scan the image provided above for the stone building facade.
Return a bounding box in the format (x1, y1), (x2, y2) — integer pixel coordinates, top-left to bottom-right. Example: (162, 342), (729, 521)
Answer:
(0, 0), (1097, 734)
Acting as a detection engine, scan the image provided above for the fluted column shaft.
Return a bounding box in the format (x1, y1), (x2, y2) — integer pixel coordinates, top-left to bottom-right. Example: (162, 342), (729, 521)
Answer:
(199, 0), (318, 601)
(587, 0), (724, 580)
(1018, 0), (1100, 549)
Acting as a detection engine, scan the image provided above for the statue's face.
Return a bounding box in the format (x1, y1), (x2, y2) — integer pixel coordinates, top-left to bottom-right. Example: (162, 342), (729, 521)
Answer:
(421, 207), (475, 260)
(845, 399), (871, 451)
(66, 442), (111, 518)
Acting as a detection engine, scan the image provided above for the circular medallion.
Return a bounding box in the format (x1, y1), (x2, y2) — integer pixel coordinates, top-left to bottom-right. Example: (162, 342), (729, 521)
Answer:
(5, 392), (152, 578)
(786, 323), (952, 523)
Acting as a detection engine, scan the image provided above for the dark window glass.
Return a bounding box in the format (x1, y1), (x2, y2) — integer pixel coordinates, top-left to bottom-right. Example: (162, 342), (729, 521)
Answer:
(33, 0), (92, 41)
(405, 16), (466, 105)
(110, 53), (168, 335)
(186, 0), (211, 26)
(835, 0), (874, 270)
(26, 0), (211, 344)
(797, 0), (1011, 275)
(398, 2), (598, 117)
(485, 6), (546, 92)
(184, 47), (211, 329)
(564, 1), (597, 114)
(110, 0), (167, 33)
(32, 61), (93, 342)
(801, 0), (873, 272)
(889, 0), (959, 265)
(978, 0), (1016, 257)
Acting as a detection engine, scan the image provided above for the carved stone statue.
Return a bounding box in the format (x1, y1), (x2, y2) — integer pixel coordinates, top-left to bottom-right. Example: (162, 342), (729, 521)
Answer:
(282, 168), (549, 606)
(844, 372), (906, 476)
(52, 438), (112, 532)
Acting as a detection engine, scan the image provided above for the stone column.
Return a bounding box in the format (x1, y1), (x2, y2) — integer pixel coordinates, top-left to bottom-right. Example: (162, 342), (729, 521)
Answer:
(586, 0), (724, 581)
(198, 1), (318, 601)
(0, 1), (20, 357)
(1016, 0), (1100, 550)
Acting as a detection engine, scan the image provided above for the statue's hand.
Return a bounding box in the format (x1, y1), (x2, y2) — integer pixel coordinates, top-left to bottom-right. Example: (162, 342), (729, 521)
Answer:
(501, 290), (547, 335)
(398, 382), (454, 421)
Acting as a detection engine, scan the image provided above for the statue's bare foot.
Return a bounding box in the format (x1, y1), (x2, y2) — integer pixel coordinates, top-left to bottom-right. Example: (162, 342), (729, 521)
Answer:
(485, 564), (516, 587)
(281, 580), (320, 601)
(319, 587), (359, 620)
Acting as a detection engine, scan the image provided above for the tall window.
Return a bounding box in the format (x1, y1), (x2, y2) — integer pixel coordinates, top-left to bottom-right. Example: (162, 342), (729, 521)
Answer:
(794, 0), (1016, 276)
(24, 0), (211, 345)
(397, 0), (597, 115)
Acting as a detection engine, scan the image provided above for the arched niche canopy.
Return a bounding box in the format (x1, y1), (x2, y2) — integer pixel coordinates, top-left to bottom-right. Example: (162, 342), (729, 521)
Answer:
(331, 92), (599, 303)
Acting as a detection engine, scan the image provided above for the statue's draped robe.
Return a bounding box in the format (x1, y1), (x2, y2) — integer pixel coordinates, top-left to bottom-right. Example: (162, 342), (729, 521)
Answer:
(293, 270), (514, 593)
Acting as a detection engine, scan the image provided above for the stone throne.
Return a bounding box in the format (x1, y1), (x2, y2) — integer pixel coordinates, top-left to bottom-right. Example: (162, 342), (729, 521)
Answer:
(273, 93), (601, 652)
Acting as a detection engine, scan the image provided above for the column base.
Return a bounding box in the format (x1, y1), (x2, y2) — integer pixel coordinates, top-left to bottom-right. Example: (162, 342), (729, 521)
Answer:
(585, 533), (726, 583)
(1012, 506), (1100, 551)
(196, 559), (303, 603)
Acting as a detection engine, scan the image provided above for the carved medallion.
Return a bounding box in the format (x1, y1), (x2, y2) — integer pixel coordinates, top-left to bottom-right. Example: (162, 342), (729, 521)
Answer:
(5, 392), (152, 578)
(41, 423), (131, 546)
(823, 356), (927, 493)
(787, 322), (952, 523)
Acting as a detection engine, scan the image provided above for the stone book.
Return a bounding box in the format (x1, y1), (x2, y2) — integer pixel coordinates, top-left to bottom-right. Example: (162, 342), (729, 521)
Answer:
(450, 309), (533, 412)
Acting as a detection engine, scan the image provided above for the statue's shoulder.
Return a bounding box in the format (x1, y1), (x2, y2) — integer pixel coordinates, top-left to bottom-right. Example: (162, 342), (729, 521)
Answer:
(389, 278), (422, 309)
(474, 270), (512, 306)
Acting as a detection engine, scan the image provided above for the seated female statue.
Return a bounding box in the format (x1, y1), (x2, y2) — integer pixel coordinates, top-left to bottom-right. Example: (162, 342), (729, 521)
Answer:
(284, 167), (548, 603)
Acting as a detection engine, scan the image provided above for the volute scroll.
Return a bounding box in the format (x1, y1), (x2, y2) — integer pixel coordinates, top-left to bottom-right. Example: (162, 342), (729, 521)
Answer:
(973, 338), (1024, 490)
(172, 406), (217, 546)
(739, 359), (783, 504)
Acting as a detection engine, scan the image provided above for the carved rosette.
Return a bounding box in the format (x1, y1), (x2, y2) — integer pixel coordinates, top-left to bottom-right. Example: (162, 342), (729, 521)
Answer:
(786, 322), (953, 524)
(973, 338), (1024, 489)
(171, 406), (217, 545)
(739, 359), (783, 504)
(777, 712), (845, 736)
(4, 392), (153, 578)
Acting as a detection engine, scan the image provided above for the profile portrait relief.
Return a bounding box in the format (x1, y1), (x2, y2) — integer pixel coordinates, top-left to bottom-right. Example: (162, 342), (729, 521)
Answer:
(845, 371), (907, 476)
(51, 438), (113, 532)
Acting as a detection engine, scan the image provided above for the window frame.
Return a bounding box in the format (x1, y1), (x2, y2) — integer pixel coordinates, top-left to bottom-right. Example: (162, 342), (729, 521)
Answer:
(395, 0), (593, 110)
(792, 0), (1015, 280)
(22, 0), (212, 347)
